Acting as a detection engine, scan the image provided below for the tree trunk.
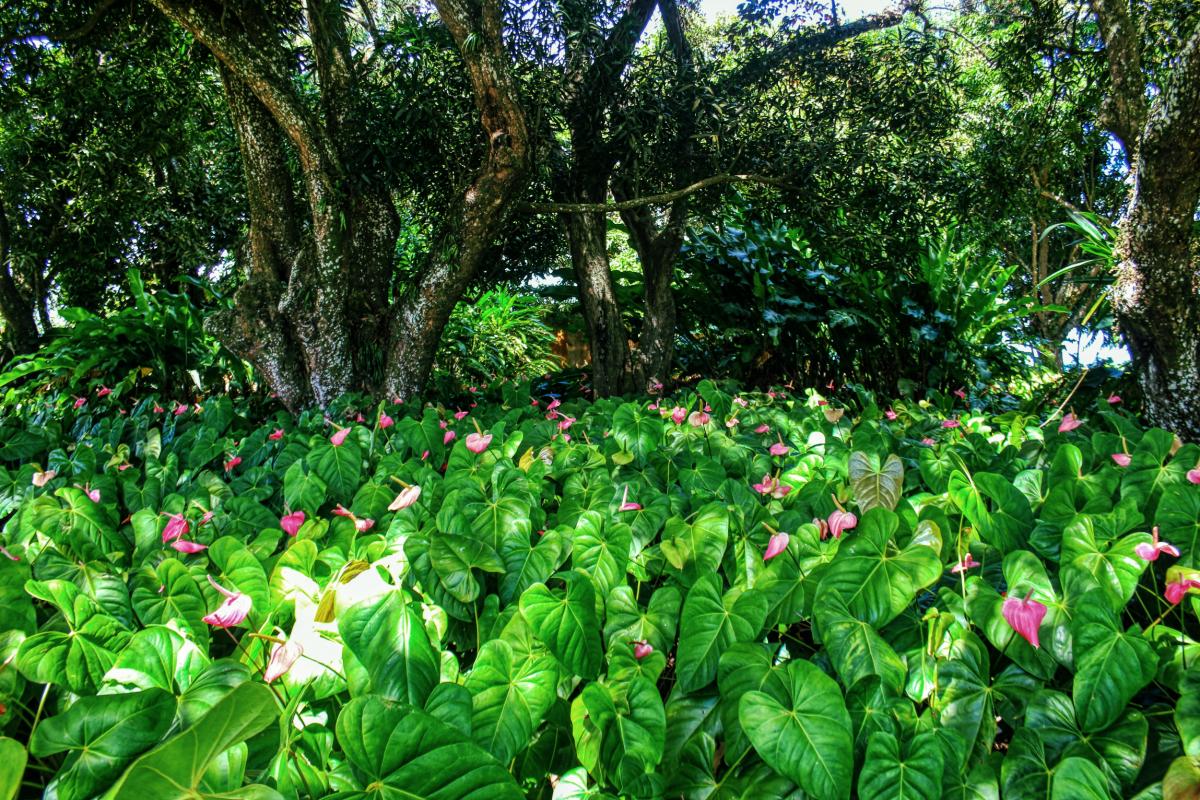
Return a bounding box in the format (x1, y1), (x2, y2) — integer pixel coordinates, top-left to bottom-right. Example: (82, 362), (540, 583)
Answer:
(0, 196), (40, 359)
(1092, 2), (1200, 439)
(564, 205), (632, 395)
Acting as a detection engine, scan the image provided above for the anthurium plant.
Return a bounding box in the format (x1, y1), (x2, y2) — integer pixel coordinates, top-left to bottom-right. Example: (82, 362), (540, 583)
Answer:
(0, 380), (1197, 799)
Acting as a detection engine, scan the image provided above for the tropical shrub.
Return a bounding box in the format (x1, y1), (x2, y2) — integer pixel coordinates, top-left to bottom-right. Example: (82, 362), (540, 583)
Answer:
(0, 382), (1195, 799)
(0, 270), (249, 407)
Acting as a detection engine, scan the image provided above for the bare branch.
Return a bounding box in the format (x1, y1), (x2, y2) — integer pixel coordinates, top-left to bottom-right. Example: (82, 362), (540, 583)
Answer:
(527, 173), (795, 213)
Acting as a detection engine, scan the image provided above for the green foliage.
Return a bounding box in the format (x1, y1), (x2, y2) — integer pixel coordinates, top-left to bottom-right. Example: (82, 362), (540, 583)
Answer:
(677, 216), (1049, 391)
(0, 270), (250, 405)
(432, 288), (559, 393)
(0, 383), (1190, 797)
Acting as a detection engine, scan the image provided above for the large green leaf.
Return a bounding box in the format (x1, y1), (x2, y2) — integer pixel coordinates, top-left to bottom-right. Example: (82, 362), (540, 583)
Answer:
(1071, 599), (1156, 733)
(339, 591), (440, 704)
(676, 573), (766, 694)
(948, 471), (1032, 553)
(306, 439), (362, 504)
(103, 682), (281, 799)
(519, 574), (602, 679)
(659, 502), (730, 587)
(0, 737), (26, 800)
(815, 592), (906, 694)
(330, 695), (523, 800)
(282, 460), (326, 513)
(570, 677), (666, 793)
(16, 579), (130, 694)
(1158, 484), (1200, 567)
(430, 533), (505, 603)
(738, 658), (853, 800)
(1050, 757), (1110, 800)
(1061, 517), (1149, 611)
(1025, 689), (1146, 791)
(464, 638), (559, 763)
(856, 731), (943, 800)
(30, 689), (176, 800)
(612, 404), (663, 461)
(849, 451), (904, 512)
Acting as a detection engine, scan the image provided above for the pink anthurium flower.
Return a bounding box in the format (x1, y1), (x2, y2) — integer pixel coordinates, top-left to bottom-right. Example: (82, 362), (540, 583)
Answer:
(0, 545), (19, 561)
(96, 385), (112, 397)
(73, 396), (87, 410)
(264, 639), (304, 683)
(355, 517), (375, 532)
(951, 553), (980, 573)
(1135, 526), (1180, 562)
(942, 419), (961, 429)
(203, 575), (252, 628)
(32, 470), (56, 488)
(619, 486), (642, 512)
(439, 419), (449, 429)
(332, 504), (353, 517)
(443, 430), (456, 445)
(280, 511), (306, 536)
(632, 641), (654, 660)
(1111, 453), (1132, 466)
(755, 424), (770, 434)
(1057, 413), (1082, 433)
(1188, 468), (1200, 485)
(153, 404), (164, 414)
(953, 387), (966, 400)
(330, 428), (350, 446)
(688, 411), (711, 427)
(1002, 590), (1047, 649)
(769, 442), (789, 456)
(763, 531), (789, 561)
(268, 428), (284, 440)
(355, 413), (365, 423)
(921, 437), (937, 446)
(726, 417), (739, 428)
(162, 513), (189, 543)
(559, 416), (575, 431)
(224, 455), (242, 472)
(1107, 394), (1122, 404)
(753, 474), (791, 499)
(885, 409), (898, 421)
(200, 511), (214, 525)
(733, 397), (748, 407)
(171, 539), (208, 554)
(389, 485), (421, 511)
(465, 432), (492, 454)
(1166, 579), (1200, 605)
(174, 403), (188, 416)
(379, 414), (394, 429)
(828, 509), (857, 539)
(816, 399), (828, 406)
(671, 406), (687, 425)
(454, 410), (469, 421)
(81, 485), (100, 503)
(813, 517), (830, 540)
(547, 398), (561, 411)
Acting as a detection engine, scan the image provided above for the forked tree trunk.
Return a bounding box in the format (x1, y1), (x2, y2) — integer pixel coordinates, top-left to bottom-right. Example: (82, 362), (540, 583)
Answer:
(0, 197), (40, 359)
(1092, 0), (1200, 439)
(564, 206), (633, 396)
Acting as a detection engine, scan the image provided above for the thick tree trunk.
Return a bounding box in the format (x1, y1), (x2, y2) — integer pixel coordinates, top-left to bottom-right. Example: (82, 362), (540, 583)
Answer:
(564, 206), (633, 395)
(1092, 3), (1200, 439)
(0, 196), (40, 359)
(617, 196), (683, 392)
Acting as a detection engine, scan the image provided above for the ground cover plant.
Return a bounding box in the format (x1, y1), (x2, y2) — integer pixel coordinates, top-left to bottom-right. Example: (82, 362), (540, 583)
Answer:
(0, 382), (1196, 799)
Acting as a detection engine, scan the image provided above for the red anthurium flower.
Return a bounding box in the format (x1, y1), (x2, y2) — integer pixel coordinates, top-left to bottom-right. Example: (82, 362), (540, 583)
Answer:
(174, 403), (188, 416)
(172, 540), (208, 554)
(763, 531), (789, 561)
(355, 517), (375, 532)
(268, 428), (284, 440)
(379, 414), (394, 430)
(619, 486), (642, 512)
(1166, 578), (1200, 605)
(769, 442), (789, 457)
(153, 404), (164, 413)
(264, 639), (304, 683)
(465, 432), (492, 454)
(389, 485), (421, 511)
(203, 575), (252, 628)
(828, 509), (857, 539)
(329, 428), (350, 446)
(32, 469), (56, 488)
(443, 430), (456, 445)
(885, 409), (898, 421)
(280, 511), (306, 536)
(1057, 413), (1082, 433)
(1002, 590), (1047, 648)
(816, 399), (828, 406)
(1111, 453), (1132, 466)
(1107, 394), (1122, 404)
(96, 386), (112, 397)
(671, 406), (687, 425)
(224, 455), (242, 472)
(768, 391), (778, 399)
(73, 396), (87, 410)
(162, 513), (189, 543)
(632, 641), (654, 660)
(421, 449), (430, 460)
(951, 553), (980, 573)
(1135, 526), (1179, 562)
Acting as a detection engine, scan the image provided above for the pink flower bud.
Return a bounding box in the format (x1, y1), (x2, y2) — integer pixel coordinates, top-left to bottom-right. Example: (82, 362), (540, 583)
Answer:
(280, 511), (306, 536)
(388, 485), (421, 511)
(264, 639), (303, 683)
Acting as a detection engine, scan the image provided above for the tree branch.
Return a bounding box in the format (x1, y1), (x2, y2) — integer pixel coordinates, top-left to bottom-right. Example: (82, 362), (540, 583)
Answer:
(1089, 0), (1148, 155)
(527, 173), (795, 213)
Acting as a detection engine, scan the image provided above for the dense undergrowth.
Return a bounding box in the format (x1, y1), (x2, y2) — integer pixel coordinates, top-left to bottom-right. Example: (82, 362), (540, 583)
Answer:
(0, 381), (1197, 799)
